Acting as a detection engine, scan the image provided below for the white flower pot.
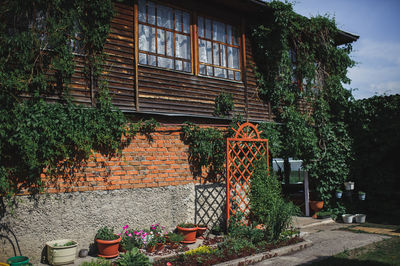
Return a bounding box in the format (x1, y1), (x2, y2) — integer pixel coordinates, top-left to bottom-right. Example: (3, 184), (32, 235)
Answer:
(355, 214), (366, 223)
(46, 239), (78, 265)
(342, 214), (354, 224)
(344, 182), (354, 190)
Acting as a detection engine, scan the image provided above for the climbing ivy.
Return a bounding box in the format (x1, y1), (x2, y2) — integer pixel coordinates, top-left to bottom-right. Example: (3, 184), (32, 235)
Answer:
(0, 1), (158, 201)
(251, 1), (355, 211)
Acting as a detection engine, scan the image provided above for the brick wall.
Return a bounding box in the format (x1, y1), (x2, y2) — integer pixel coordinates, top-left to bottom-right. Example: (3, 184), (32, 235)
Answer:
(40, 124), (224, 193)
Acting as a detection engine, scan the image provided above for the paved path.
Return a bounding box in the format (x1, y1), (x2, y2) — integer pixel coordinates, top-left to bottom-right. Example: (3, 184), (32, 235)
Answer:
(254, 222), (390, 265)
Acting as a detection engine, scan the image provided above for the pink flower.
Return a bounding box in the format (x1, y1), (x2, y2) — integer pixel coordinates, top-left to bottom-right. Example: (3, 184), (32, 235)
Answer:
(125, 230), (129, 234)
(117, 233), (121, 236)
(128, 233), (132, 237)
(167, 262), (172, 266)
(123, 225), (129, 230)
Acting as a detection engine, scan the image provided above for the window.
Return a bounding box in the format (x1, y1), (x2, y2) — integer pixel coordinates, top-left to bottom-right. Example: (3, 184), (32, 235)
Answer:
(138, 0), (192, 72)
(197, 16), (241, 81)
(136, 1), (242, 81)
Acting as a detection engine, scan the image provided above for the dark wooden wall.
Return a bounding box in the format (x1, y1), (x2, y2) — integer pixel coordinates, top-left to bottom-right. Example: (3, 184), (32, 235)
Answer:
(69, 1), (273, 122)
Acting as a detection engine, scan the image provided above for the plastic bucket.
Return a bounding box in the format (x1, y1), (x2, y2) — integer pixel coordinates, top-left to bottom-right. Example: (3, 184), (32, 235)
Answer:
(6, 256), (29, 266)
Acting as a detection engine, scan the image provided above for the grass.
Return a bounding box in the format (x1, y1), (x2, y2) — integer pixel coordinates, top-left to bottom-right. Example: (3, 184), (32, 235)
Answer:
(310, 237), (400, 265)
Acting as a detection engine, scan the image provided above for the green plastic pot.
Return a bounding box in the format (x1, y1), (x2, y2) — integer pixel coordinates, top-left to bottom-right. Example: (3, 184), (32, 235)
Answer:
(6, 256), (29, 266)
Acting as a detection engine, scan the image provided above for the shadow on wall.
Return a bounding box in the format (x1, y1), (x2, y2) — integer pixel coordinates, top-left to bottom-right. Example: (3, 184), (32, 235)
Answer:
(194, 183), (226, 233)
(0, 223), (22, 259)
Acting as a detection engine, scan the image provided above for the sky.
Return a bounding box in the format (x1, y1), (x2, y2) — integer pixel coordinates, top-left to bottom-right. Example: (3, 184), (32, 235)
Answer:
(291, 0), (400, 99)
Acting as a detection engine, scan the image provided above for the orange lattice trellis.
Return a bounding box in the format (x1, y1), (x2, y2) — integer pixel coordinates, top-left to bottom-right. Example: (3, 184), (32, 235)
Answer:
(226, 121), (269, 224)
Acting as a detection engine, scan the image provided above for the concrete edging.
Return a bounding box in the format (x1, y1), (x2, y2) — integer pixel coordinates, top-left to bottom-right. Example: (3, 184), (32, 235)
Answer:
(214, 239), (313, 266)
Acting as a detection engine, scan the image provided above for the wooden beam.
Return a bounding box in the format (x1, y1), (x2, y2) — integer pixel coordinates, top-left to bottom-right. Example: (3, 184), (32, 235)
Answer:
(241, 18), (249, 120)
(134, 0), (140, 111)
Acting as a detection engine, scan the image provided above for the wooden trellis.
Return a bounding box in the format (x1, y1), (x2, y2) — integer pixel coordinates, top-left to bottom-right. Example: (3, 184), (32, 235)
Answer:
(226, 121), (269, 224)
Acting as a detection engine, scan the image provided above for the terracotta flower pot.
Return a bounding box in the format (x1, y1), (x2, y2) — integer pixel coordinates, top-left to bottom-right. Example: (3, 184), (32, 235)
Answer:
(177, 226), (198, 244)
(309, 200), (324, 219)
(156, 243), (165, 251)
(196, 226), (207, 239)
(96, 236), (121, 258)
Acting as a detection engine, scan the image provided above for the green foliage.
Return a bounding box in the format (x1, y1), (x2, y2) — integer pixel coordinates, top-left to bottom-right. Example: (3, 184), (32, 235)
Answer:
(227, 213), (265, 244)
(177, 222), (197, 228)
(96, 226), (119, 241)
(218, 237), (256, 255)
(80, 258), (111, 266)
(116, 248), (151, 266)
(0, 1), (160, 202)
(214, 92), (234, 118)
(166, 232), (184, 243)
(347, 95), (400, 223)
(181, 122), (226, 180)
(250, 1), (355, 210)
(249, 158), (299, 241)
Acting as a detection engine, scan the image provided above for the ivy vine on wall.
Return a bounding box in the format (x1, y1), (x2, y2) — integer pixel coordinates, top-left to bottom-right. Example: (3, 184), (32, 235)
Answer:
(0, 1), (158, 202)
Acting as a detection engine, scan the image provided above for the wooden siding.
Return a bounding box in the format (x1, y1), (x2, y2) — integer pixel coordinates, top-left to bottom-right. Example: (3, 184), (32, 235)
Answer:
(67, 1), (274, 122)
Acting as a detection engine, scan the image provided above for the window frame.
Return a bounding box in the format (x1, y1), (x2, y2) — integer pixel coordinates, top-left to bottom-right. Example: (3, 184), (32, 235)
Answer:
(135, 0), (244, 83)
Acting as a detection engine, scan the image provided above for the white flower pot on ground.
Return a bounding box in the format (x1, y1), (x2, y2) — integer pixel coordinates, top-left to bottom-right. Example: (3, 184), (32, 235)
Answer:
(344, 182), (354, 190)
(355, 214), (366, 223)
(46, 239), (78, 265)
(342, 214), (354, 224)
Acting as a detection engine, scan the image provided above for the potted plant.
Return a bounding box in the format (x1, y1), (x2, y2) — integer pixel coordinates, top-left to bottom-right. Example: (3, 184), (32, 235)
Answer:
(358, 191), (366, 200)
(344, 181), (354, 190)
(46, 239), (78, 265)
(177, 223), (198, 244)
(309, 192), (324, 219)
(355, 214), (366, 223)
(335, 189), (343, 199)
(196, 224), (207, 239)
(96, 226), (121, 258)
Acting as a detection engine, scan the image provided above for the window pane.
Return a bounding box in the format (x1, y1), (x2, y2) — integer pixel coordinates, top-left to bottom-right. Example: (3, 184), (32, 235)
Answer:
(234, 71), (241, 81)
(199, 64), (206, 75)
(206, 66), (213, 76)
(205, 18), (211, 39)
(175, 60), (183, 71)
(182, 12), (190, 33)
(228, 70), (234, 80)
(139, 24), (156, 53)
(226, 25), (232, 45)
(139, 53), (147, 64)
(232, 47), (239, 69)
(213, 20), (225, 42)
(157, 5), (173, 29)
(227, 46), (240, 69)
(157, 29), (165, 55)
(198, 16), (204, 38)
(138, 0), (146, 22)
(175, 10), (182, 32)
(184, 61), (191, 72)
(175, 33), (190, 59)
(213, 43), (219, 66)
(220, 45), (226, 67)
(206, 40), (212, 64)
(148, 1), (156, 25)
(199, 39), (207, 63)
(149, 55), (156, 66)
(158, 56), (173, 69)
(166, 31), (173, 56)
(214, 67), (227, 78)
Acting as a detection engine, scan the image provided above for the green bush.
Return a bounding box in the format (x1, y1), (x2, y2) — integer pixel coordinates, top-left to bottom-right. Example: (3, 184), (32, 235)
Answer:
(116, 248), (151, 266)
(95, 226), (119, 241)
(80, 258), (111, 266)
(249, 158), (300, 241)
(227, 212), (265, 244)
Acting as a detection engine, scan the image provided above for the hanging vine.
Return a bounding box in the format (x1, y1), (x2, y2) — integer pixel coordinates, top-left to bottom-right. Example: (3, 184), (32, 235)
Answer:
(0, 1), (158, 201)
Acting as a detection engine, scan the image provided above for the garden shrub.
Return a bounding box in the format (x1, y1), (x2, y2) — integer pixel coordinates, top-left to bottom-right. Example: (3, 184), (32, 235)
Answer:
(116, 247), (151, 266)
(249, 158), (300, 241)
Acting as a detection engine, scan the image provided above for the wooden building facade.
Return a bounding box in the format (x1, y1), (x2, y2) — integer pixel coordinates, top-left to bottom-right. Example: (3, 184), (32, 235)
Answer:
(69, 0), (274, 122)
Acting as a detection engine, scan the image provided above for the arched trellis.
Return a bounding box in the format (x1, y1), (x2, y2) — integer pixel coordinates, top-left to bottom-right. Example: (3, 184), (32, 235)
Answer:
(226, 121), (269, 224)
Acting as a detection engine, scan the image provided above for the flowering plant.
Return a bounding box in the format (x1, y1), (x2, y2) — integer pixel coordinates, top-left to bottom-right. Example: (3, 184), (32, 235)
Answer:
(149, 223), (168, 244)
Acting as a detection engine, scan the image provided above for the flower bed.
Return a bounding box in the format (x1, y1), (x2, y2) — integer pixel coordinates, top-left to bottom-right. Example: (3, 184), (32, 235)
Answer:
(153, 236), (303, 266)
